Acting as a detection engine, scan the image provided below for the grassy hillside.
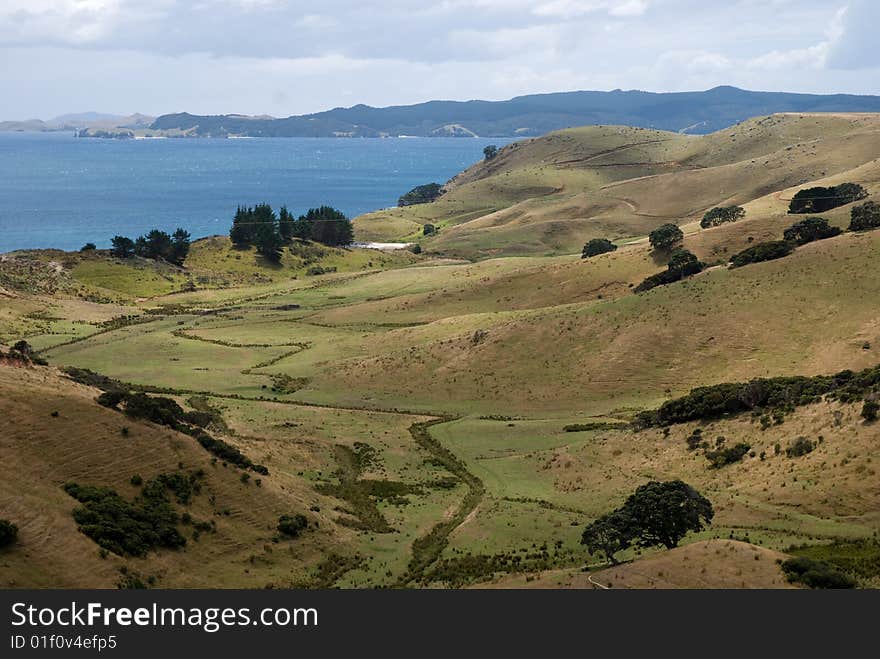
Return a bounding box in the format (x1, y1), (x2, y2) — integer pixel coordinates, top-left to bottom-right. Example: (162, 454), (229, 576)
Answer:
(354, 113), (880, 258)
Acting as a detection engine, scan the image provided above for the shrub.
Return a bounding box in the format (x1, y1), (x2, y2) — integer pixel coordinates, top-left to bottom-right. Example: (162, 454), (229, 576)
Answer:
(861, 399), (879, 422)
(410, 243), (422, 254)
(701, 206), (745, 229)
(783, 217), (842, 245)
(648, 224), (683, 251)
(635, 249), (703, 292)
(123, 393), (187, 426)
(729, 240), (795, 268)
(705, 443), (751, 469)
(789, 183), (867, 214)
(849, 201), (880, 232)
(483, 145), (498, 160)
(0, 519), (18, 548)
(423, 224), (436, 236)
(581, 238), (618, 259)
(785, 437), (815, 458)
(305, 265), (337, 276)
(11, 340), (33, 357)
(634, 364), (880, 428)
(398, 183), (443, 207)
(97, 390), (127, 409)
(80, 243), (97, 252)
(62, 482), (186, 557)
(781, 557), (856, 589)
(277, 514), (309, 538)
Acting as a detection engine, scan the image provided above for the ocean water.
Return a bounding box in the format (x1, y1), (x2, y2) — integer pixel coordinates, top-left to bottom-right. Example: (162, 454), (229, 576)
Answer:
(0, 132), (513, 253)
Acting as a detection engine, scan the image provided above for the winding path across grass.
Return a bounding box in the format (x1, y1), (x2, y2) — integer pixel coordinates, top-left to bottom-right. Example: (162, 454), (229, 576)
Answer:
(397, 418), (486, 586)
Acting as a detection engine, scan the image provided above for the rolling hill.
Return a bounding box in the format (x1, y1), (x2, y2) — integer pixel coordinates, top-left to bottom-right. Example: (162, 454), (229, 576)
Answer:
(355, 112), (880, 258)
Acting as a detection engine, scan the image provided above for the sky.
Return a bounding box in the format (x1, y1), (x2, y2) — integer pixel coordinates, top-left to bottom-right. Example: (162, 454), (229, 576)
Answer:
(2, 0), (879, 120)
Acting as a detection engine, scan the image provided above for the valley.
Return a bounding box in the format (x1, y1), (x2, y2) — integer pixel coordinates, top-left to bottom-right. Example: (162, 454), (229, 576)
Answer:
(2, 112), (879, 589)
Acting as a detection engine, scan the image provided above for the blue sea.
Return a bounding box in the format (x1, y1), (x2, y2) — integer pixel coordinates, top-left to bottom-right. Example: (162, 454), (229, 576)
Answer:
(0, 132), (513, 253)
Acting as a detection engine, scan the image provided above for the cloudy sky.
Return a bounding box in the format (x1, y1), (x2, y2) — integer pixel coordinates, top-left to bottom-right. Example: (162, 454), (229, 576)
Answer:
(2, 0), (879, 119)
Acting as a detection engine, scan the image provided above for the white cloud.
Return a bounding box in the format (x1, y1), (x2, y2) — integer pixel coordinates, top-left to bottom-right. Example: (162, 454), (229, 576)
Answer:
(2, 0), (879, 119)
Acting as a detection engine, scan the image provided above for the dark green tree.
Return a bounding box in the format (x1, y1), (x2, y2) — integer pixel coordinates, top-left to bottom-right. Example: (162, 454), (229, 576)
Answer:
(849, 201), (880, 231)
(862, 400), (879, 422)
(621, 480), (714, 549)
(666, 248), (703, 277)
(581, 238), (618, 259)
(700, 206), (745, 229)
(729, 240), (794, 268)
(169, 228), (191, 265)
(230, 206), (255, 248)
(278, 206), (296, 242)
(80, 242), (97, 252)
(110, 236), (135, 259)
(0, 519), (17, 548)
(247, 204), (283, 262)
(581, 510), (634, 565)
(399, 183), (443, 207)
(649, 223), (684, 251)
(11, 340), (32, 357)
(789, 183), (867, 214)
(783, 217), (842, 245)
(277, 514), (308, 537)
(303, 206), (353, 246)
(634, 249), (703, 292)
(134, 230), (173, 261)
(423, 224), (436, 236)
(483, 145), (498, 160)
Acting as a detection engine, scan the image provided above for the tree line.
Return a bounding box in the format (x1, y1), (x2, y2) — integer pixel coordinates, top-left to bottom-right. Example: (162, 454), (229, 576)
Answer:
(230, 204), (353, 262)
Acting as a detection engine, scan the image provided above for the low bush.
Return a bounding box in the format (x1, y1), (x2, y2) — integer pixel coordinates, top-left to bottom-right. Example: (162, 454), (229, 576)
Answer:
(635, 249), (703, 292)
(277, 514), (308, 538)
(729, 240), (794, 268)
(398, 183), (443, 207)
(862, 399), (879, 422)
(581, 238), (617, 259)
(705, 443), (751, 469)
(783, 217), (842, 245)
(634, 363), (880, 427)
(0, 519), (18, 547)
(789, 183), (867, 214)
(781, 557), (856, 589)
(785, 437), (815, 458)
(849, 201), (880, 232)
(63, 482), (186, 557)
(701, 206), (745, 228)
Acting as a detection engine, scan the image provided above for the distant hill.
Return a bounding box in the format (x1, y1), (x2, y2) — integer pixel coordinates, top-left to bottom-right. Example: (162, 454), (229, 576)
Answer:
(148, 87), (880, 138)
(0, 113), (155, 133)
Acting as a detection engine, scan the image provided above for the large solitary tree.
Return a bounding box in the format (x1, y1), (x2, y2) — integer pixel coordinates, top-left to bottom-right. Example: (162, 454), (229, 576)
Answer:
(622, 480), (714, 549)
(581, 480), (714, 564)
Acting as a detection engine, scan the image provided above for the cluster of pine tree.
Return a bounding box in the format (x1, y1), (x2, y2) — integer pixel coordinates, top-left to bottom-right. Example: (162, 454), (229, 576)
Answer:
(110, 228), (190, 265)
(229, 204), (353, 262)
